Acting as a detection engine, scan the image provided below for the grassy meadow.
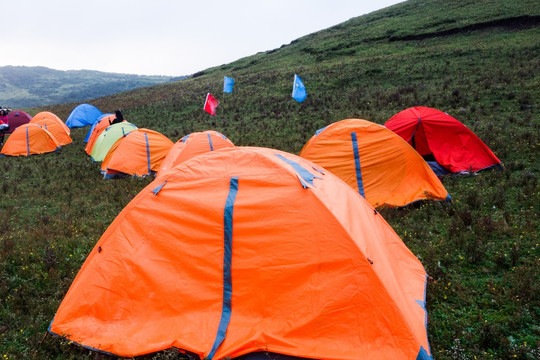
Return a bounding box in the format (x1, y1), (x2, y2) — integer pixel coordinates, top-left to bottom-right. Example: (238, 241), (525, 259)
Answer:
(1, 0), (539, 359)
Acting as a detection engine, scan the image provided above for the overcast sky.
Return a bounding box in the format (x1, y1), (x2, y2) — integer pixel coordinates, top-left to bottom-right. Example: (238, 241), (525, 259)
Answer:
(3, 0), (404, 76)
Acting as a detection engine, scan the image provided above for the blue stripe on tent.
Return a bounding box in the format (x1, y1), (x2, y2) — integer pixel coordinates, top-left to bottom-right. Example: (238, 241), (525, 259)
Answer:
(315, 125), (328, 136)
(144, 132), (151, 175)
(181, 134), (190, 142)
(26, 126), (30, 156)
(415, 274), (433, 359)
(416, 346), (433, 360)
(152, 181), (167, 195)
(208, 176), (239, 359)
(218, 132), (227, 139)
(350, 132), (365, 197)
(208, 133), (214, 151)
(274, 154), (321, 189)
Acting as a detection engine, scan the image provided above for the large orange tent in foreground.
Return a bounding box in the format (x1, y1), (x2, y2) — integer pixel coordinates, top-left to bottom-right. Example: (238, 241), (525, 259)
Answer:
(385, 106), (503, 175)
(1, 123), (60, 156)
(100, 129), (174, 178)
(50, 147), (432, 360)
(300, 119), (449, 207)
(157, 130), (235, 178)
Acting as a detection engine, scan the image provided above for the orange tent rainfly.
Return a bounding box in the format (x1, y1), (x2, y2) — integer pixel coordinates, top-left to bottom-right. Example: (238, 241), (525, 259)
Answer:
(50, 146), (433, 360)
(31, 111), (70, 136)
(100, 129), (174, 178)
(300, 119), (450, 207)
(385, 106), (503, 175)
(157, 130), (235, 178)
(30, 118), (72, 146)
(1, 123), (60, 156)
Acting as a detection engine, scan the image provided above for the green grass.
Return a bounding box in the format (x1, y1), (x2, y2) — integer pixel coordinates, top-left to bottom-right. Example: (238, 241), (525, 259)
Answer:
(1, 0), (539, 359)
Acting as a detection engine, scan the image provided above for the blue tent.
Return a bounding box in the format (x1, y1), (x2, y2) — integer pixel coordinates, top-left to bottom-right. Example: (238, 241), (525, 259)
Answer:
(66, 104), (103, 128)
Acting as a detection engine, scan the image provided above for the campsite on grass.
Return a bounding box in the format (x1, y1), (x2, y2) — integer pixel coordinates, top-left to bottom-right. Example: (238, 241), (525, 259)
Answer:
(0, 0), (538, 359)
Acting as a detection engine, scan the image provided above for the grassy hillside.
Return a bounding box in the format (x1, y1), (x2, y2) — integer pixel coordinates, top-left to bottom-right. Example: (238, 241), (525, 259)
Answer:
(1, 0), (539, 359)
(0, 66), (183, 108)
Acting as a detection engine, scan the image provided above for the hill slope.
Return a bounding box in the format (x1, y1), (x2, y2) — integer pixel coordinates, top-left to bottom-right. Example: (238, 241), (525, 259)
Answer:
(1, 0), (539, 359)
(0, 66), (184, 108)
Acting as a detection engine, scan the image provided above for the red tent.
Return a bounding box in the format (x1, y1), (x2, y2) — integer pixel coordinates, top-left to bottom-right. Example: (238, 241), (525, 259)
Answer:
(6, 110), (32, 134)
(385, 106), (503, 174)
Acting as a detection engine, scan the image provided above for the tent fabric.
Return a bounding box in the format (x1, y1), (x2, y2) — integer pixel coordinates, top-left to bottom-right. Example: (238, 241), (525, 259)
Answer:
(5, 110), (32, 134)
(100, 129), (174, 178)
(385, 106), (503, 173)
(66, 104), (103, 128)
(49, 146), (432, 360)
(157, 130), (235, 178)
(84, 113), (113, 143)
(30, 118), (72, 146)
(31, 111), (70, 135)
(90, 122), (138, 162)
(1, 123), (60, 156)
(299, 119), (449, 207)
(84, 114), (117, 151)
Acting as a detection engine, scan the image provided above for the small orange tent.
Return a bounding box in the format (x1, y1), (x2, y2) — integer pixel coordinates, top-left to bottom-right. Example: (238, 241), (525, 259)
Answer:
(84, 114), (117, 155)
(300, 119), (449, 207)
(101, 129), (174, 178)
(30, 118), (72, 146)
(50, 147), (432, 360)
(157, 130), (235, 178)
(1, 123), (60, 156)
(31, 111), (70, 136)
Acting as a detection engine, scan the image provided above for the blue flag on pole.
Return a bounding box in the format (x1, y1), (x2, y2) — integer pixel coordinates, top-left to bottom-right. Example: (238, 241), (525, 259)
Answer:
(224, 76), (235, 93)
(292, 74), (307, 102)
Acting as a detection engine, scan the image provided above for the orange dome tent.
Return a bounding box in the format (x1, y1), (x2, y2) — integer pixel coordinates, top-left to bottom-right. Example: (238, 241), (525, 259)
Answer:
(1, 123), (60, 156)
(385, 106), (503, 175)
(31, 111), (70, 136)
(84, 114), (118, 154)
(157, 130), (235, 179)
(49, 147), (433, 360)
(30, 118), (72, 146)
(101, 129), (174, 178)
(299, 119), (449, 207)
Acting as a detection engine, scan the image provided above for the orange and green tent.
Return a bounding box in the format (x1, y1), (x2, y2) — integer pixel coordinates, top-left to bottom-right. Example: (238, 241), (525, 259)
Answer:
(1, 123), (60, 156)
(157, 130), (235, 178)
(299, 119), (449, 207)
(30, 118), (72, 146)
(101, 129), (174, 178)
(50, 147), (432, 360)
(90, 122), (138, 162)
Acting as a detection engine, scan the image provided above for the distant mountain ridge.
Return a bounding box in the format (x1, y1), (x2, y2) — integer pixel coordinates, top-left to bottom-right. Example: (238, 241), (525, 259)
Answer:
(0, 65), (186, 108)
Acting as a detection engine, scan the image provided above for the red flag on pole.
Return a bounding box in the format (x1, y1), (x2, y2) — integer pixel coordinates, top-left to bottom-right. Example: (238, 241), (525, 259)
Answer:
(204, 93), (219, 116)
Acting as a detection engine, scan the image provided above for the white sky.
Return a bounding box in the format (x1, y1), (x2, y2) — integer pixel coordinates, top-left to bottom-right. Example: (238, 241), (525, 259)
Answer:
(3, 0), (404, 76)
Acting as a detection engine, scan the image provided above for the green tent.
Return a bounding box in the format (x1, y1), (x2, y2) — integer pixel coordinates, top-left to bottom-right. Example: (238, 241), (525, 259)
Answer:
(90, 122), (138, 162)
